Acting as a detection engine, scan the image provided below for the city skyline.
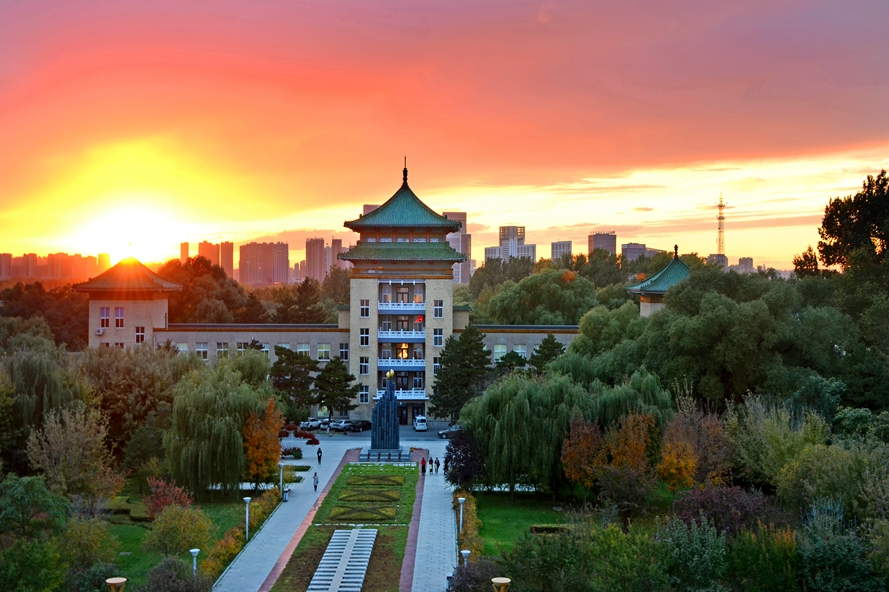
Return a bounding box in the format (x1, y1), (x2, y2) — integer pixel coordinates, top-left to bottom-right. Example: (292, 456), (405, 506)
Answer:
(2, 1), (888, 269)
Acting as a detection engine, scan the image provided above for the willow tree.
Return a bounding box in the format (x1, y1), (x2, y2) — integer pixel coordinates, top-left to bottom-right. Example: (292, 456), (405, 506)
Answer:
(589, 370), (673, 429)
(165, 365), (264, 500)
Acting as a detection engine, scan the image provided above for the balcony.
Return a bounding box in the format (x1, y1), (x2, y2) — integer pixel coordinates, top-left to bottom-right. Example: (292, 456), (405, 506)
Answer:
(378, 329), (425, 343)
(374, 388), (428, 400)
(378, 301), (426, 313)
(377, 357), (426, 371)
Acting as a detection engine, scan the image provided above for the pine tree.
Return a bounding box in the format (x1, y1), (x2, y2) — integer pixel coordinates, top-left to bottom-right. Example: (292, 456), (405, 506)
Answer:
(237, 292), (268, 323)
(313, 357), (359, 415)
(429, 325), (491, 420)
(528, 333), (565, 375)
(270, 347), (319, 419)
(294, 278), (326, 323)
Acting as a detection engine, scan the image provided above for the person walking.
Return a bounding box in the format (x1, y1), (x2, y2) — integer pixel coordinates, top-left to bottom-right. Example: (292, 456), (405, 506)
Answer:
(420, 457), (427, 475)
(317, 447), (323, 465)
(313, 472), (319, 492)
(435, 457), (440, 473)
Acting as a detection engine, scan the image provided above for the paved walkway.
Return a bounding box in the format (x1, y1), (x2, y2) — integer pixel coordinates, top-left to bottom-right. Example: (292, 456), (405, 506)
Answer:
(212, 432), (454, 592)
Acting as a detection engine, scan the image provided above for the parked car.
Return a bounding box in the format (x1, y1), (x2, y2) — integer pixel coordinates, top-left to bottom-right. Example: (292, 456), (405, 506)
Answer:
(413, 416), (427, 431)
(438, 424), (462, 439)
(300, 417), (321, 430)
(350, 420), (372, 432)
(330, 419), (352, 432)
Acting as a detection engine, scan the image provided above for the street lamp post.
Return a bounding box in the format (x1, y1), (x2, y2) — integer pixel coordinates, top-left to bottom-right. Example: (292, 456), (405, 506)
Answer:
(491, 577), (511, 592)
(244, 497), (252, 542)
(190, 549), (199, 580)
(105, 577), (127, 592)
(457, 497), (466, 532)
(279, 462), (284, 500)
(460, 549), (470, 566)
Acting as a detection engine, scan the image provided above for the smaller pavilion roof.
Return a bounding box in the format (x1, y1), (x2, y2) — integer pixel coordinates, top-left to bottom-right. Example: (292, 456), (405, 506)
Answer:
(343, 168), (462, 232)
(73, 258), (182, 293)
(626, 246), (691, 295)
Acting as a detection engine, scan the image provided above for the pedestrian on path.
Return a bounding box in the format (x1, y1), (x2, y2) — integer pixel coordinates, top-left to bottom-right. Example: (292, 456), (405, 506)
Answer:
(420, 458), (426, 475)
(435, 457), (440, 473)
(313, 472), (319, 492)
(317, 447), (323, 464)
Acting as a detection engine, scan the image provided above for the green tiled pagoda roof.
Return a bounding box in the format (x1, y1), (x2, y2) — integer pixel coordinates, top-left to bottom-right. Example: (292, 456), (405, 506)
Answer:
(73, 258), (182, 293)
(344, 169), (462, 232)
(339, 241), (466, 263)
(626, 248), (690, 295)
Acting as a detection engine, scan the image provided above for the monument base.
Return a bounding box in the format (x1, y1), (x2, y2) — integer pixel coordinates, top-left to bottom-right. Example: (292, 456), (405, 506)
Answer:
(360, 448), (409, 463)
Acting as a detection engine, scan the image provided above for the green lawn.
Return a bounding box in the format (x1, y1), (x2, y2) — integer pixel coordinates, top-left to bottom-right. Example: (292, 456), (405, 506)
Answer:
(475, 492), (566, 556)
(272, 463), (418, 592)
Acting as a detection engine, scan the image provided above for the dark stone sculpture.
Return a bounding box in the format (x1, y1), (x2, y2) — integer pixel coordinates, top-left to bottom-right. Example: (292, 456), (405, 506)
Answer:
(371, 369), (400, 451)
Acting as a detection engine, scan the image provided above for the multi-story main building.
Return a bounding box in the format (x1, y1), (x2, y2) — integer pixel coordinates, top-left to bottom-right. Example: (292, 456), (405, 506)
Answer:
(75, 169), (578, 425)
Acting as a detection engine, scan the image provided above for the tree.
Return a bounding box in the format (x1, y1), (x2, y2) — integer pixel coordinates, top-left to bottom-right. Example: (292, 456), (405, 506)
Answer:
(237, 292), (269, 323)
(143, 477), (195, 522)
(164, 365), (265, 499)
(495, 350), (527, 376)
(429, 325), (491, 419)
(270, 347), (319, 420)
(243, 398), (284, 491)
(528, 333), (566, 374)
(793, 245), (821, 278)
(313, 357), (359, 415)
(561, 418), (607, 490)
(321, 266), (350, 305)
(294, 278), (326, 323)
(818, 170), (889, 270)
(142, 505), (212, 557)
(27, 405), (124, 512)
(468, 256), (534, 299)
(444, 429), (484, 490)
(488, 269), (598, 325)
(0, 282), (89, 351)
(156, 256), (250, 323)
(0, 474), (68, 540)
(657, 441), (697, 499)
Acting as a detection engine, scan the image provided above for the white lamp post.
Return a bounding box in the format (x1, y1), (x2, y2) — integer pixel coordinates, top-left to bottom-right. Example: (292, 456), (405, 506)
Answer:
(243, 497), (252, 542)
(279, 462), (284, 500)
(460, 549), (470, 565)
(457, 497), (466, 532)
(189, 549), (199, 579)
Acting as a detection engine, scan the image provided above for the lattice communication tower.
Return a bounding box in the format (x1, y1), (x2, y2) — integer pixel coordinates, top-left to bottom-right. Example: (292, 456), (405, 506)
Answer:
(717, 193), (726, 255)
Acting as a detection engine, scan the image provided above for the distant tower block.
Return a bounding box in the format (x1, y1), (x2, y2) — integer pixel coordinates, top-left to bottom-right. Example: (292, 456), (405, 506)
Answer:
(717, 194), (726, 255)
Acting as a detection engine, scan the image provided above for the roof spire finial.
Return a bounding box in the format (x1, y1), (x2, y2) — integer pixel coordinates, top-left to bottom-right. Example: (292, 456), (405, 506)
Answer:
(674, 245), (679, 258)
(403, 155), (408, 183)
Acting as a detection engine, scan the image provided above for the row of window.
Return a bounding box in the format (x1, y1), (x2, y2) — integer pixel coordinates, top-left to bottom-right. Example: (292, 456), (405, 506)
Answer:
(99, 307), (126, 328)
(182, 342), (350, 361)
(359, 298), (444, 317)
(363, 237), (442, 243)
(358, 327), (444, 346)
(492, 344), (527, 361)
(356, 356), (442, 375)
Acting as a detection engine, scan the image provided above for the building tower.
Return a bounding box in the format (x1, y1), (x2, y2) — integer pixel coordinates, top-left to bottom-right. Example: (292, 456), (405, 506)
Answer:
(717, 193), (726, 256)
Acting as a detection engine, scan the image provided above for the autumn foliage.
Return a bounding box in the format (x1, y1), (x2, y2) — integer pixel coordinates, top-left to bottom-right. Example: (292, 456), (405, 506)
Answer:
(657, 441), (697, 495)
(243, 398), (284, 489)
(143, 477), (196, 522)
(561, 418), (607, 489)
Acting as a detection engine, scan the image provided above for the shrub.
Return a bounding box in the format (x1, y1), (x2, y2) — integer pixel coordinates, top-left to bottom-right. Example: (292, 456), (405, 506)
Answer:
(200, 527), (244, 578)
(278, 429), (289, 438)
(143, 477), (195, 521)
(281, 447), (303, 459)
(586, 522), (670, 592)
(453, 491), (484, 558)
(597, 465), (656, 517)
(284, 423), (299, 431)
(145, 557), (213, 592)
(449, 558), (500, 592)
(142, 505), (212, 556)
(294, 430), (314, 439)
(0, 538), (65, 592)
(797, 500), (885, 592)
(248, 486), (280, 532)
(657, 513), (728, 591)
(674, 485), (779, 537)
(726, 523), (799, 592)
(66, 562), (119, 592)
(499, 524), (596, 591)
(59, 517), (119, 570)
(306, 438), (320, 445)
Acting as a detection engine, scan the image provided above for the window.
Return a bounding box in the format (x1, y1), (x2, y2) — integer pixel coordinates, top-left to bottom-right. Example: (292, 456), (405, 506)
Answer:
(380, 320), (392, 331)
(177, 343), (188, 354)
(381, 344), (392, 359)
(114, 342), (125, 349)
(297, 343), (310, 355)
(366, 237), (377, 242)
(196, 342), (209, 360)
(433, 300), (443, 318)
(414, 237), (426, 243)
(277, 343), (291, 350)
(433, 357), (441, 375)
(360, 328), (369, 347)
(236, 342), (249, 353)
(135, 326), (145, 344)
(413, 376), (424, 389)
(413, 345), (424, 359)
(397, 287), (409, 303)
(100, 307), (110, 328)
(339, 343), (349, 361)
(318, 344), (330, 361)
(397, 236), (408, 243)
(381, 284), (392, 303)
(380, 237), (393, 243)
(493, 344), (507, 362)
(413, 285), (424, 303)
(433, 328), (443, 347)
(114, 307), (124, 328)
(359, 357), (369, 375)
(397, 343), (409, 359)
(360, 299), (370, 318)
(101, 343), (110, 348)
(261, 343), (269, 357)
(413, 315), (424, 331)
(359, 386), (370, 404)
(217, 342), (229, 358)
(514, 345), (527, 358)
(430, 237), (440, 242)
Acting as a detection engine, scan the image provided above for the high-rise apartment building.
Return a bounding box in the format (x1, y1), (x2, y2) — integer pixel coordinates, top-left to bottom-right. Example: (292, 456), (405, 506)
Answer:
(180, 242), (189, 264)
(239, 242), (290, 285)
(98, 253), (111, 273)
(306, 238), (327, 283)
(220, 242), (234, 278)
(443, 211), (471, 284)
(589, 232), (617, 256)
(622, 242), (665, 262)
(198, 241), (220, 267)
(0, 253), (11, 280)
(485, 226), (536, 262)
(551, 241), (572, 261)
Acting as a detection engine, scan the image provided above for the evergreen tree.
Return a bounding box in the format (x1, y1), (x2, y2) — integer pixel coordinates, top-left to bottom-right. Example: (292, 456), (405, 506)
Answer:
(495, 350), (527, 376)
(272, 293), (301, 323)
(237, 292), (269, 323)
(270, 347), (319, 420)
(528, 333), (566, 374)
(321, 266), (351, 305)
(294, 278), (326, 323)
(313, 357), (359, 415)
(429, 325), (491, 420)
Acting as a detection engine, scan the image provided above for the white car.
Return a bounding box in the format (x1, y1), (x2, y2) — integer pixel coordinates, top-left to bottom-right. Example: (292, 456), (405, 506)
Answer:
(300, 417), (322, 430)
(413, 416), (428, 431)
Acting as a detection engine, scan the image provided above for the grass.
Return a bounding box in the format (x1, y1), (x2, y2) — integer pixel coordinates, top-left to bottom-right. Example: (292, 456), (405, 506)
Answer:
(475, 492), (566, 556)
(271, 463), (418, 592)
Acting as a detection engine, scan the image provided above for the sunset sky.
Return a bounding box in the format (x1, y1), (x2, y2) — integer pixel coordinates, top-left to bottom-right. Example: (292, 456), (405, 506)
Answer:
(1, 0), (888, 270)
